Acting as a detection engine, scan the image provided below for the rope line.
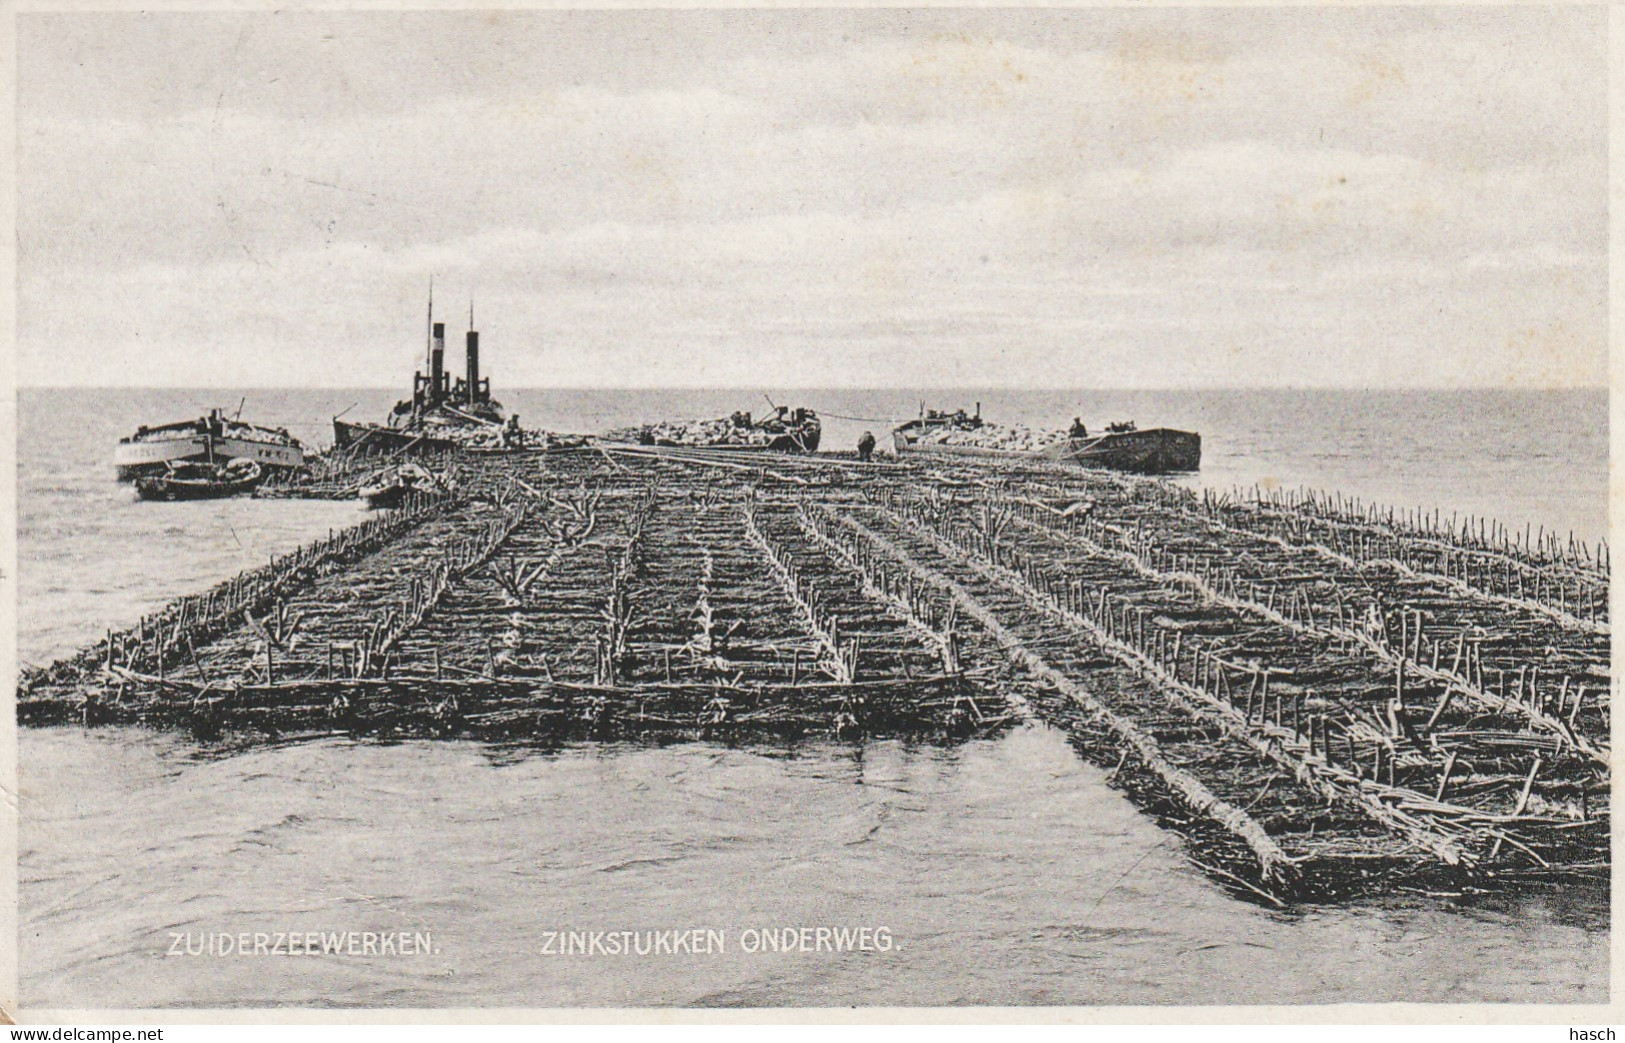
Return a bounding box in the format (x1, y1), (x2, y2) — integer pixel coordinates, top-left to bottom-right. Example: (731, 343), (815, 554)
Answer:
(817, 411), (900, 424)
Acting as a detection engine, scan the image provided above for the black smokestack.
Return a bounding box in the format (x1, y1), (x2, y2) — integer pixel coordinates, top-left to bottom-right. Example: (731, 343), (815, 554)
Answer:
(466, 329), (480, 404)
(431, 322), (446, 404)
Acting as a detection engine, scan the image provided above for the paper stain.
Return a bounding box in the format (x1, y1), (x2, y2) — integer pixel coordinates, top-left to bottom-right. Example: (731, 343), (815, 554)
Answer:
(860, 240), (908, 297)
(1502, 319), (1597, 389)
(893, 32), (1034, 112)
(1348, 54), (1407, 107)
(1110, 31), (1229, 111)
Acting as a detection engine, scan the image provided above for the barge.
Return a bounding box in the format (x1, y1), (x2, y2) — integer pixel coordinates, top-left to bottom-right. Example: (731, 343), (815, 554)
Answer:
(892, 407), (1199, 474)
(114, 409), (306, 481)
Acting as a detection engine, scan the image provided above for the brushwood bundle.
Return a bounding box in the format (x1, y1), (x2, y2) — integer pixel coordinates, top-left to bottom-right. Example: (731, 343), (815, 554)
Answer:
(20, 445), (1609, 904)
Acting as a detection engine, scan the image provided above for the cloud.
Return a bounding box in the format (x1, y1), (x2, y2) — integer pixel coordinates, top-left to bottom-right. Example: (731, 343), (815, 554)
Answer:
(16, 8), (1606, 389)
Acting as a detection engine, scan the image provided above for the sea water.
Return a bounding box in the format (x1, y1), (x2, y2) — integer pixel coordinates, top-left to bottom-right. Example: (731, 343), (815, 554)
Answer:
(16, 387), (1608, 1008)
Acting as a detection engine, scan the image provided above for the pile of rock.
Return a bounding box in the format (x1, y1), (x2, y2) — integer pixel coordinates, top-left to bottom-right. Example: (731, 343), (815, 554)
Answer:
(607, 415), (776, 448)
(221, 421), (302, 448)
(919, 422), (1065, 453)
(412, 416), (586, 450)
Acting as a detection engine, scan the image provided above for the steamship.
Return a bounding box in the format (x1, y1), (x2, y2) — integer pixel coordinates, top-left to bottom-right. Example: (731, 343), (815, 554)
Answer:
(332, 298), (513, 454)
(114, 408), (307, 481)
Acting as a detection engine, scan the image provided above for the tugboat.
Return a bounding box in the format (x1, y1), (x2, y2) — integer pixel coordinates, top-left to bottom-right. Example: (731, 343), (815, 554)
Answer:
(605, 405), (822, 453)
(114, 407), (306, 481)
(891, 404), (1200, 474)
(333, 295), (525, 456)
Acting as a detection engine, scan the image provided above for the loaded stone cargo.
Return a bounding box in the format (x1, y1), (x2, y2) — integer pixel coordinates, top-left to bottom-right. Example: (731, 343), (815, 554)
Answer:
(892, 405), (1201, 473)
(916, 422), (1067, 453)
(407, 413), (586, 451)
(606, 407), (822, 453)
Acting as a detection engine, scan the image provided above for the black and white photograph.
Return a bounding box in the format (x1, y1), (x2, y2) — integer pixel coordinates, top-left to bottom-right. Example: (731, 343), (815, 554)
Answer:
(8, 3), (1611, 1016)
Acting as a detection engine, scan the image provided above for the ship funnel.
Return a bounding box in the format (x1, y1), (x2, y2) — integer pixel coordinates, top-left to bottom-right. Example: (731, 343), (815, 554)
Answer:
(431, 322), (446, 404)
(465, 329), (480, 405)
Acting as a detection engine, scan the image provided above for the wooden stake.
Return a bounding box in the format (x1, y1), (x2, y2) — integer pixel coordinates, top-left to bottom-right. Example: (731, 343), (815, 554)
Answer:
(1567, 684), (1586, 728)
(1490, 758), (1542, 860)
(1434, 750), (1457, 801)
(1423, 686), (1454, 733)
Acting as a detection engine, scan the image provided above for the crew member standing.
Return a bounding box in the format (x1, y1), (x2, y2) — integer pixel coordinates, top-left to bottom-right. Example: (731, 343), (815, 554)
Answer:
(856, 431), (877, 461)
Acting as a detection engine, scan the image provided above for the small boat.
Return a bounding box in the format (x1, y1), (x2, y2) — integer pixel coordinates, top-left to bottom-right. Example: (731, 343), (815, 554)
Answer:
(115, 408), (306, 481)
(606, 406), (822, 453)
(892, 408), (1200, 474)
(359, 463), (445, 510)
(133, 459), (265, 501)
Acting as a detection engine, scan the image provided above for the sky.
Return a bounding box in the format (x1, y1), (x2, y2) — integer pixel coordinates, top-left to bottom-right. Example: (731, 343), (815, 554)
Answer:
(15, 7), (1607, 389)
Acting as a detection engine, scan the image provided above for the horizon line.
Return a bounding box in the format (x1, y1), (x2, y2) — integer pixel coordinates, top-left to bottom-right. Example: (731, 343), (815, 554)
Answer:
(15, 383), (1610, 393)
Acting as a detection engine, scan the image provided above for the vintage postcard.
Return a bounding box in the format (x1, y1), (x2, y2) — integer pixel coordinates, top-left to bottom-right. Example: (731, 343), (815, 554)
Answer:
(4, 1), (1613, 1021)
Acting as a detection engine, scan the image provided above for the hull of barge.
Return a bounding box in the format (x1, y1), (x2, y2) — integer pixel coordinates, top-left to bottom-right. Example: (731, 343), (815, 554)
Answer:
(333, 418), (462, 455)
(114, 432), (305, 481)
(642, 429), (822, 454)
(893, 427), (1200, 474)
